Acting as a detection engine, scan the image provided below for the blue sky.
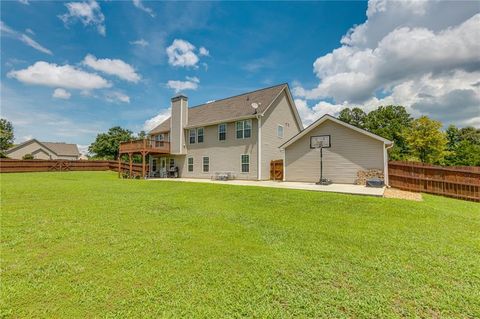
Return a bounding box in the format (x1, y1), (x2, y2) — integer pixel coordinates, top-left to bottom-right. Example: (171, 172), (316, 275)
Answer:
(1, 1), (479, 152)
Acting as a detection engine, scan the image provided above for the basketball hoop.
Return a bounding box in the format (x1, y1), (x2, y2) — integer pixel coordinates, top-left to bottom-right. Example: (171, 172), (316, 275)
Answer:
(310, 135), (332, 185)
(310, 135), (331, 149)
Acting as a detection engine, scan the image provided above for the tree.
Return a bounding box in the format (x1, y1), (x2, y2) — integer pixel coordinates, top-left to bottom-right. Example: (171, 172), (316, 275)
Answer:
(364, 105), (413, 160)
(137, 130), (147, 139)
(22, 154), (34, 160)
(0, 118), (14, 152)
(403, 116), (448, 164)
(445, 125), (480, 166)
(338, 108), (367, 128)
(88, 126), (133, 160)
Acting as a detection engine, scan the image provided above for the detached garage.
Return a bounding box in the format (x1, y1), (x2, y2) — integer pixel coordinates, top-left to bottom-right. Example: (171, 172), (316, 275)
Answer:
(280, 115), (393, 185)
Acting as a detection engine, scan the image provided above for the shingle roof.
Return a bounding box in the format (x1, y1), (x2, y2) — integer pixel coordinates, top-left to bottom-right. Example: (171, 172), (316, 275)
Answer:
(42, 142), (80, 156)
(5, 139), (80, 157)
(149, 83), (288, 134)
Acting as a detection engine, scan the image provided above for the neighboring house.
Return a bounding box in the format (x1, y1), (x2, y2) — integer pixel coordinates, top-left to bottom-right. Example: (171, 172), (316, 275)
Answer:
(5, 139), (80, 160)
(280, 114), (393, 184)
(138, 83), (304, 180)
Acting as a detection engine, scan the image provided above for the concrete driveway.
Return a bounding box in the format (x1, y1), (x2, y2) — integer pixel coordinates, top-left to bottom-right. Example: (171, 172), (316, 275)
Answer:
(148, 178), (385, 197)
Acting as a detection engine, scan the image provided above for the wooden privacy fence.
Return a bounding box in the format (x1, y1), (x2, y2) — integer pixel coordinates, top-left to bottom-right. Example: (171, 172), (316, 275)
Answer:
(388, 161), (480, 202)
(0, 159), (143, 176)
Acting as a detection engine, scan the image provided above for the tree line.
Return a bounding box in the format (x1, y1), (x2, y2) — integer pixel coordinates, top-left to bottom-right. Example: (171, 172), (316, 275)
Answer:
(338, 106), (480, 166)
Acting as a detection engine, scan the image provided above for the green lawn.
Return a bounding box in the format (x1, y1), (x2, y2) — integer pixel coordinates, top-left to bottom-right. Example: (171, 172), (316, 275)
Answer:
(1, 172), (479, 318)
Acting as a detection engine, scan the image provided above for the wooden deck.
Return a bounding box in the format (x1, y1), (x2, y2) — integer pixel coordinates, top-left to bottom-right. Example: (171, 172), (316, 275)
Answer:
(118, 139), (170, 179)
(119, 139), (170, 154)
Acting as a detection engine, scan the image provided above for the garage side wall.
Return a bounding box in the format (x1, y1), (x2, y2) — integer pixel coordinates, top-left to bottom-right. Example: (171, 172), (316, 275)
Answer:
(284, 120), (384, 184)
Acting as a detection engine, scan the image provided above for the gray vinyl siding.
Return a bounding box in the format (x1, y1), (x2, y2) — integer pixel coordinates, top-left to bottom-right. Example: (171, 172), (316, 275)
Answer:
(174, 119), (258, 180)
(6, 141), (55, 159)
(284, 120), (384, 184)
(260, 91), (302, 180)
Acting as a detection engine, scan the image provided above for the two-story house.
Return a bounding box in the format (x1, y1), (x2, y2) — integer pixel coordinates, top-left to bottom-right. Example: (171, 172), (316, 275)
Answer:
(134, 83), (303, 180)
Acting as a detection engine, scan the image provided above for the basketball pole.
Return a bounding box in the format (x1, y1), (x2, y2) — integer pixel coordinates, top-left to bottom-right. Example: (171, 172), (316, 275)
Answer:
(320, 146), (323, 183)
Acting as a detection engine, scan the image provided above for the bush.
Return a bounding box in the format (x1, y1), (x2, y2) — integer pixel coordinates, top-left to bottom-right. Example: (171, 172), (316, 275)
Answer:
(22, 154), (34, 160)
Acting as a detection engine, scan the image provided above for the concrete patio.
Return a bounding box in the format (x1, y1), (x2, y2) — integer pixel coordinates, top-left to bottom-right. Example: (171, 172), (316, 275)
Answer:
(148, 178), (385, 197)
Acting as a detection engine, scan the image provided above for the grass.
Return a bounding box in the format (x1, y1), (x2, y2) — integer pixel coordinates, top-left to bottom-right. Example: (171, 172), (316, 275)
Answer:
(1, 171), (479, 318)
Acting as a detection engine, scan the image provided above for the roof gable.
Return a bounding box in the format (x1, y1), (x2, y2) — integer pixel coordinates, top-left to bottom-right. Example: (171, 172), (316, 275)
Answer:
(149, 83), (302, 134)
(5, 139), (79, 156)
(280, 114), (393, 149)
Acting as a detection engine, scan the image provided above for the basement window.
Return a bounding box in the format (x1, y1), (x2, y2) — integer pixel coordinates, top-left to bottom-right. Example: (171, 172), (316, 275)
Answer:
(203, 156), (209, 173)
(188, 157), (193, 172)
(241, 154), (250, 173)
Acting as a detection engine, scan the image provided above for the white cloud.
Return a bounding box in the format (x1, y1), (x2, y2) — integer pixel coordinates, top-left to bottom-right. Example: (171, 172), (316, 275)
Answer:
(132, 0), (155, 17)
(18, 0), (29, 4)
(105, 91), (130, 103)
(143, 108), (171, 132)
(199, 47), (209, 56)
(8, 61), (111, 90)
(82, 54), (141, 83)
(166, 77), (199, 93)
(129, 39), (149, 47)
(59, 0), (106, 36)
(25, 28), (34, 35)
(22, 135), (33, 141)
(77, 144), (89, 155)
(1, 21), (52, 55)
(166, 39), (200, 67)
(52, 88), (71, 99)
(294, 1), (480, 127)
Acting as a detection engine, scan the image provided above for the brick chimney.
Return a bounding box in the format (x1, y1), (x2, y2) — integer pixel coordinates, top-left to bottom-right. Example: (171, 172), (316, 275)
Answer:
(170, 94), (188, 154)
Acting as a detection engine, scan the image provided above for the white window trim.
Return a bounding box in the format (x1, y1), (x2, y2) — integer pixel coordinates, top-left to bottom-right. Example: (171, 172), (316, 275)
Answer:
(236, 119), (252, 139)
(202, 156), (209, 173)
(197, 127), (204, 144)
(240, 154), (250, 173)
(277, 124), (284, 138)
(187, 156), (194, 172)
(218, 123), (227, 141)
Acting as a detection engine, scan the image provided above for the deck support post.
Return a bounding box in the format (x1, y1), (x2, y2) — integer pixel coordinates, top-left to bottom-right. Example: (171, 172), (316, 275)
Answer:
(118, 154), (121, 178)
(142, 152), (146, 178)
(128, 153), (133, 178)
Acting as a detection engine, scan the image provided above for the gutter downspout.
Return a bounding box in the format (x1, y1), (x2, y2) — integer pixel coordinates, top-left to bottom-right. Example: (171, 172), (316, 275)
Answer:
(384, 143), (394, 187)
(257, 114), (262, 181)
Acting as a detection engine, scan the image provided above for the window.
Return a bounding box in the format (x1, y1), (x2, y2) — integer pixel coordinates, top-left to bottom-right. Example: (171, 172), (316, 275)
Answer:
(203, 157), (209, 172)
(155, 134), (165, 147)
(188, 157), (194, 172)
(236, 119), (252, 139)
(218, 123), (227, 141)
(152, 159), (157, 171)
(277, 125), (284, 138)
(169, 158), (175, 169)
(197, 128), (204, 143)
(241, 154), (250, 173)
(189, 128), (196, 144)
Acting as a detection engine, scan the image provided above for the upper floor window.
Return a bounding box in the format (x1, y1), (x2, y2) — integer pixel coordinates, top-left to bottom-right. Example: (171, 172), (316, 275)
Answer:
(277, 125), (284, 138)
(236, 119), (252, 139)
(218, 123), (227, 141)
(189, 128), (196, 144)
(197, 128), (204, 143)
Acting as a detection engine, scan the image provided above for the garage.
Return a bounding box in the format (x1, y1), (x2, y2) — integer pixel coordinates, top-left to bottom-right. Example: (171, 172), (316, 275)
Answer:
(280, 115), (393, 185)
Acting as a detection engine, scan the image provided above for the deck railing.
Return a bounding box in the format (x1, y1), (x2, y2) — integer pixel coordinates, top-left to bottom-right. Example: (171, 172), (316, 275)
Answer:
(119, 139), (170, 154)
